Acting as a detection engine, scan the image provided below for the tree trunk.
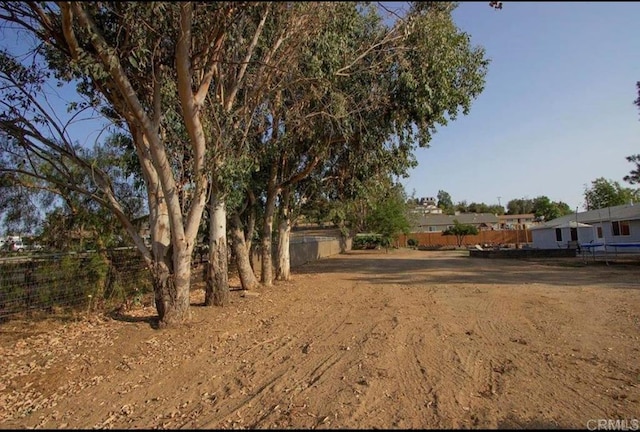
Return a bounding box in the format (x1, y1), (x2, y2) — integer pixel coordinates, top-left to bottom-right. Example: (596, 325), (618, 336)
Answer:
(276, 188), (292, 281)
(230, 212), (259, 291)
(338, 222), (350, 253)
(205, 195), (229, 306)
(276, 218), (291, 281)
(245, 199), (256, 254)
(153, 248), (192, 328)
(261, 166), (278, 286)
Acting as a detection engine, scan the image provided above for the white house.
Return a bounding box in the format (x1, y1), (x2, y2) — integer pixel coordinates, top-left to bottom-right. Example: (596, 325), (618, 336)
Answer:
(530, 221), (595, 249)
(530, 203), (640, 253)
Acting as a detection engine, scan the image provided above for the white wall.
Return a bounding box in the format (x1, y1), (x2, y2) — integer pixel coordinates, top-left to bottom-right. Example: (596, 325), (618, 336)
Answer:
(531, 226), (595, 249)
(531, 229), (560, 249)
(534, 220), (640, 253)
(590, 219), (640, 253)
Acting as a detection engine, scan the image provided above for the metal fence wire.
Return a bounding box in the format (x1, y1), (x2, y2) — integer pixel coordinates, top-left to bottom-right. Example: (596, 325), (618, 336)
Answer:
(0, 248), (155, 322)
(0, 234), (345, 323)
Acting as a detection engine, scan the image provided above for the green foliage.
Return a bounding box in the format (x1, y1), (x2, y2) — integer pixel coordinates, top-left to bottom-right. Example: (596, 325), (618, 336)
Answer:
(442, 219), (479, 247)
(0, 250), (151, 318)
(623, 154), (640, 185)
(353, 234), (386, 250)
(635, 80), (640, 117)
(393, 2), (490, 147)
(455, 200), (469, 213)
(583, 177), (639, 210)
(465, 202), (504, 215)
(531, 196), (573, 221)
(506, 196), (572, 221)
(364, 182), (411, 247)
(506, 198), (534, 215)
(437, 190), (453, 212)
(407, 238), (419, 247)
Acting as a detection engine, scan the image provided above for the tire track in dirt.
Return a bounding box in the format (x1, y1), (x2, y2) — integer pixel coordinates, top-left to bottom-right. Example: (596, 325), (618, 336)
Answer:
(2, 249), (639, 429)
(191, 280), (390, 429)
(422, 279), (638, 429)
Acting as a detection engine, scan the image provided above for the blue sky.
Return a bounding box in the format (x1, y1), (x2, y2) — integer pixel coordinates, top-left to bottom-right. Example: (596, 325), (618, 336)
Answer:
(399, 1), (640, 211)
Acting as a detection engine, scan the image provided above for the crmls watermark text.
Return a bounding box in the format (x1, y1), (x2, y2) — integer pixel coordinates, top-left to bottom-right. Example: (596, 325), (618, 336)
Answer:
(587, 419), (639, 431)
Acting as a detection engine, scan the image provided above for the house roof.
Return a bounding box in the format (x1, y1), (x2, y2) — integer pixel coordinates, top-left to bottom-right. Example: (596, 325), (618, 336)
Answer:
(538, 203), (640, 228)
(498, 213), (535, 220)
(416, 213), (499, 227)
(530, 221), (592, 230)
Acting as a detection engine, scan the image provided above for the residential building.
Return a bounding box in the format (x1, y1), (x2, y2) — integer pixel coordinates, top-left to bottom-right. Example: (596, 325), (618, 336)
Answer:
(530, 203), (640, 252)
(410, 197), (443, 215)
(413, 213), (499, 232)
(498, 214), (538, 230)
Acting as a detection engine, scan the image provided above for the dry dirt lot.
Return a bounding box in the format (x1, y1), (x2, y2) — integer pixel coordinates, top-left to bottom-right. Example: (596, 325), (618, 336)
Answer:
(0, 249), (639, 429)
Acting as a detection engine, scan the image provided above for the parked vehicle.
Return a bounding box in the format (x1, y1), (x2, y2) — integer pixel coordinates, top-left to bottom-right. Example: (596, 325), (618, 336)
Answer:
(2, 235), (25, 252)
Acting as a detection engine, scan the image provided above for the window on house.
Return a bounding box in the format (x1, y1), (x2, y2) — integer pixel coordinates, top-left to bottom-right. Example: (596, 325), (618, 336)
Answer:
(596, 226), (602, 238)
(555, 228), (562, 242)
(612, 220), (630, 236)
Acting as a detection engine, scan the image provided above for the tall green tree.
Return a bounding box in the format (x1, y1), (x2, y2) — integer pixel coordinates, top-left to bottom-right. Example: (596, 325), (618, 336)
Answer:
(506, 198), (534, 215)
(365, 181), (412, 249)
(437, 190), (454, 213)
(531, 195), (572, 221)
(254, 1), (489, 283)
(0, 2), (252, 326)
(584, 177), (639, 210)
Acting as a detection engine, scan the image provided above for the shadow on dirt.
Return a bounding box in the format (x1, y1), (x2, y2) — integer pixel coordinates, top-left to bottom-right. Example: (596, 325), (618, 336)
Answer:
(293, 250), (640, 289)
(107, 310), (160, 329)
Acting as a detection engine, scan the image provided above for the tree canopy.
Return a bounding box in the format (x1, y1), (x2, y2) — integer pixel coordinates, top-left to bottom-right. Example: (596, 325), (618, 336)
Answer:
(364, 181), (412, 248)
(624, 82), (640, 186)
(0, 1), (491, 326)
(442, 219), (479, 247)
(623, 154), (640, 185)
(437, 190), (453, 213)
(506, 196), (572, 221)
(583, 177), (638, 210)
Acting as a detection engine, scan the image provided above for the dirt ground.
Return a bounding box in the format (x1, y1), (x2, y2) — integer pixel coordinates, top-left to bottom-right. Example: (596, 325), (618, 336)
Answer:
(0, 249), (639, 430)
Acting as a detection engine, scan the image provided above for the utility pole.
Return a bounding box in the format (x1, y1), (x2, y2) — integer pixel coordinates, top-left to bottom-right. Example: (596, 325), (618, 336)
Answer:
(497, 196), (504, 248)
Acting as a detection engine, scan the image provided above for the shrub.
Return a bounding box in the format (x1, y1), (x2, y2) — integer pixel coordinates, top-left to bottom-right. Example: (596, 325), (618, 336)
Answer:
(353, 234), (385, 250)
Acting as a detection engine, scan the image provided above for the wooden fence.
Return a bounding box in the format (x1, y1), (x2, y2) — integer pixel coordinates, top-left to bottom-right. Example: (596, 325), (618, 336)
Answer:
(396, 229), (533, 248)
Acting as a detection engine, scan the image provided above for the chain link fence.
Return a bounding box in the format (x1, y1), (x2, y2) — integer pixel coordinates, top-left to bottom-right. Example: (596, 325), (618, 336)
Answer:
(0, 248), (157, 322)
(0, 232), (346, 323)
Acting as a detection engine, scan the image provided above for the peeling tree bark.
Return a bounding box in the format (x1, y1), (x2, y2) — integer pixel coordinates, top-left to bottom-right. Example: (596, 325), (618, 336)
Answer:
(205, 194), (229, 306)
(276, 188), (292, 281)
(230, 212), (259, 291)
(261, 163), (279, 286)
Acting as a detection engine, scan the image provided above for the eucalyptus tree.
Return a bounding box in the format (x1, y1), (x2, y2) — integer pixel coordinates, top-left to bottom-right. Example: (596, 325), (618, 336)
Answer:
(244, 2), (378, 285)
(0, 2), (253, 327)
(200, 2), (333, 303)
(249, 3), (363, 283)
(276, 1), (489, 273)
(0, 131), (143, 251)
